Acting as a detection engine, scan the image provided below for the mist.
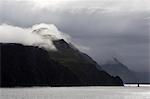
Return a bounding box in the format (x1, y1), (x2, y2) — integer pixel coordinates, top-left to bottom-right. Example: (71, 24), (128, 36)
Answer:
(0, 23), (71, 50)
(0, 0), (149, 72)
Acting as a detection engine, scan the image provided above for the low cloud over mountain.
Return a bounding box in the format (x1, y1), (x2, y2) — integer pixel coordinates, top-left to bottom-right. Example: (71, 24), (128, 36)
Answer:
(0, 0), (149, 72)
(0, 23), (71, 50)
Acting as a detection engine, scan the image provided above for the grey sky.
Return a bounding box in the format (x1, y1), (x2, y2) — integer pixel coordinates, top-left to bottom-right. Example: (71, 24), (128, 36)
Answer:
(0, 0), (150, 72)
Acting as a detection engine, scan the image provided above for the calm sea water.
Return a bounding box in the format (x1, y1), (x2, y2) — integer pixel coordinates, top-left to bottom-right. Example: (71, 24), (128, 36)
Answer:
(1, 86), (150, 99)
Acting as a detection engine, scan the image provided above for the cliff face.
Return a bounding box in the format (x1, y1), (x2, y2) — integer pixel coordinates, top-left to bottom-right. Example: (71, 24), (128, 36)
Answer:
(0, 43), (123, 87)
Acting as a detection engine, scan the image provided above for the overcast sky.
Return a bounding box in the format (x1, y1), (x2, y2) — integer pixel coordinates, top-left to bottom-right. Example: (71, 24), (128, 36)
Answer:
(0, 0), (150, 72)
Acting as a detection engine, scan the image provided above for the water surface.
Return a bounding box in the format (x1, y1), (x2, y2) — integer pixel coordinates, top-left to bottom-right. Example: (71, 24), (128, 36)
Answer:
(1, 86), (150, 99)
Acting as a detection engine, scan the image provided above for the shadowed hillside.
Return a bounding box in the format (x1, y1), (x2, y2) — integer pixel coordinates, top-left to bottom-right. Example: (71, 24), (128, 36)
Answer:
(0, 43), (81, 87)
(49, 39), (123, 86)
(0, 43), (123, 87)
(101, 58), (138, 83)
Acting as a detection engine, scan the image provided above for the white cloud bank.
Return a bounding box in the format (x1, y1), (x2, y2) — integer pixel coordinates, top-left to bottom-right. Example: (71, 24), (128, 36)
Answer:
(15, 0), (150, 13)
(0, 23), (71, 50)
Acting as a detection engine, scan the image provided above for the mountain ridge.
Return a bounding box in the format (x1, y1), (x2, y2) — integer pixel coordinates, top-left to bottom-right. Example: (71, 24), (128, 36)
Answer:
(49, 39), (123, 85)
(0, 42), (123, 87)
(101, 58), (138, 83)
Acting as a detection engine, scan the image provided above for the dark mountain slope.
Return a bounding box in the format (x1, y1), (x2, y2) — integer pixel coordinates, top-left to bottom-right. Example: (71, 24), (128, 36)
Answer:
(0, 43), (81, 87)
(0, 42), (123, 87)
(101, 58), (138, 83)
(48, 39), (123, 86)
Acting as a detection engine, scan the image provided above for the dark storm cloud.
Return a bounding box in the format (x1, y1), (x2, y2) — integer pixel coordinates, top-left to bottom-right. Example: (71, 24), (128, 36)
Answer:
(56, 11), (149, 72)
(0, 0), (149, 72)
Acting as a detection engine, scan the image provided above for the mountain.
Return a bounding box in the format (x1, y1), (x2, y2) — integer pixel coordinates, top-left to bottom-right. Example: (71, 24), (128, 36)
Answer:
(0, 43), (81, 87)
(101, 58), (138, 83)
(0, 42), (123, 87)
(48, 39), (123, 86)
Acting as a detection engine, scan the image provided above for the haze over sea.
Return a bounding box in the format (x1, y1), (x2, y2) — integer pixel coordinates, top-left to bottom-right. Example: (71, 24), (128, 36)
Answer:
(1, 85), (150, 99)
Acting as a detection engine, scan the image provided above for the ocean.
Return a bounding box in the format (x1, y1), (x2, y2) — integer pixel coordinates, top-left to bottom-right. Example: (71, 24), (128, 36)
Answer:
(1, 85), (150, 99)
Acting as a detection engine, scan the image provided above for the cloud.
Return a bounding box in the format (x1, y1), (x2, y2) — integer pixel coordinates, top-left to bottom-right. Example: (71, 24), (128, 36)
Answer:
(0, 0), (149, 72)
(60, 12), (149, 72)
(0, 23), (72, 50)
(13, 0), (150, 12)
(0, 23), (89, 52)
